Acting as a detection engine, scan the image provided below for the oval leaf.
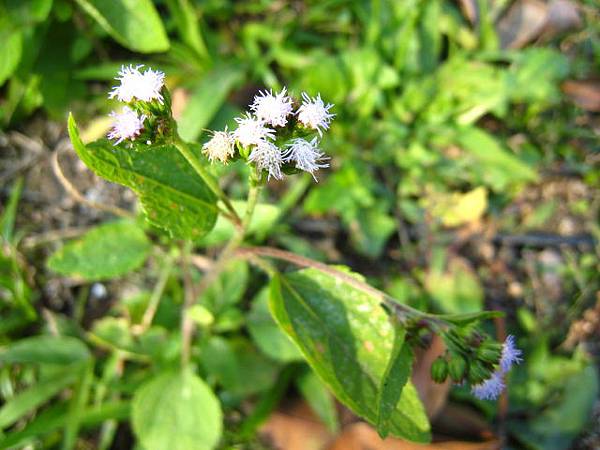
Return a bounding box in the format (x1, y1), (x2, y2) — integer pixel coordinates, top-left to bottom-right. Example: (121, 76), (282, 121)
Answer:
(48, 220), (150, 280)
(132, 369), (222, 450)
(68, 114), (218, 241)
(269, 269), (431, 442)
(0, 336), (90, 365)
(74, 0), (169, 53)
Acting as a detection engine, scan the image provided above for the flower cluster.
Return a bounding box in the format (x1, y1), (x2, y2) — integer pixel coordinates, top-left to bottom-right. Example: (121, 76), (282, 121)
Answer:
(202, 88), (334, 181)
(430, 333), (523, 401)
(107, 65), (166, 146)
(471, 335), (523, 400)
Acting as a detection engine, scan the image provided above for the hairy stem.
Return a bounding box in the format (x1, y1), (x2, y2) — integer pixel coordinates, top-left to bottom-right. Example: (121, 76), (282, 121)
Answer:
(180, 181), (262, 366)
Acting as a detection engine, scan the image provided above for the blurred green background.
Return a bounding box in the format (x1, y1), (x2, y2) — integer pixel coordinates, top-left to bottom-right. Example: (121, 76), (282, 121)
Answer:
(1, 0), (599, 449)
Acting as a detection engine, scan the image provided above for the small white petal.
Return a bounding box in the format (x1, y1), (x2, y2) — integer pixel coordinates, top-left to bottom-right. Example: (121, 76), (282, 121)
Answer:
(248, 140), (283, 180)
(250, 87), (293, 127)
(107, 106), (146, 145)
(297, 92), (335, 136)
(202, 128), (235, 163)
(233, 114), (275, 147)
(109, 65), (165, 104)
(284, 137), (329, 181)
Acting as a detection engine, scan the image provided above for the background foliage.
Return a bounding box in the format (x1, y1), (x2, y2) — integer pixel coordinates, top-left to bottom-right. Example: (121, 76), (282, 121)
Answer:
(1, 0), (599, 449)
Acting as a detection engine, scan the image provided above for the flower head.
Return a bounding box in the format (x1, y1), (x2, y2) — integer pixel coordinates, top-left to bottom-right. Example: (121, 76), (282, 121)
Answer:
(500, 335), (523, 373)
(109, 65), (165, 104)
(297, 92), (335, 136)
(233, 114), (275, 147)
(250, 88), (294, 127)
(248, 140), (283, 180)
(202, 129), (235, 164)
(107, 107), (146, 145)
(471, 371), (505, 401)
(284, 137), (329, 180)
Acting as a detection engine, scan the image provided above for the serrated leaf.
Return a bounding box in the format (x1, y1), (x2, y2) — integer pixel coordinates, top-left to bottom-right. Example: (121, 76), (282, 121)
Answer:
(269, 269), (431, 442)
(132, 369), (222, 450)
(68, 114), (218, 241)
(0, 336), (90, 365)
(48, 220), (150, 281)
(74, 0), (169, 53)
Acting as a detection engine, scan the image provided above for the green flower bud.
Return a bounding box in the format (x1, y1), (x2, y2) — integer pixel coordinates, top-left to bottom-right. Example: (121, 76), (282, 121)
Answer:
(468, 359), (493, 384)
(430, 356), (449, 383)
(448, 354), (468, 382)
(477, 340), (503, 364)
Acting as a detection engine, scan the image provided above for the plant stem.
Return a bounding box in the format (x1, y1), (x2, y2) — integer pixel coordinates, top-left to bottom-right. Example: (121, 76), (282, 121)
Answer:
(180, 181), (262, 366)
(137, 253), (175, 334)
(173, 136), (241, 225)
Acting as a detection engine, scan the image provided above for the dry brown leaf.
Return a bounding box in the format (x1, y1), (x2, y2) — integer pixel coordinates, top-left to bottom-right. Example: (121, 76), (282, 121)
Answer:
(259, 401), (334, 450)
(562, 80), (600, 112)
(497, 0), (548, 49)
(540, 0), (582, 40)
(328, 423), (500, 450)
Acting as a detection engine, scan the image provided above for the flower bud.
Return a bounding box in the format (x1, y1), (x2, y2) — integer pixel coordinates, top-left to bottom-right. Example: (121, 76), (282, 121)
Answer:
(448, 354), (468, 382)
(430, 356), (449, 383)
(468, 359), (492, 384)
(477, 340), (503, 364)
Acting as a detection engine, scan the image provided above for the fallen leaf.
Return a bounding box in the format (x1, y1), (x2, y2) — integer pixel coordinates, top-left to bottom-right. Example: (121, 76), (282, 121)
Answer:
(540, 0), (582, 40)
(497, 0), (548, 49)
(562, 80), (600, 112)
(327, 423), (500, 450)
(260, 400), (334, 450)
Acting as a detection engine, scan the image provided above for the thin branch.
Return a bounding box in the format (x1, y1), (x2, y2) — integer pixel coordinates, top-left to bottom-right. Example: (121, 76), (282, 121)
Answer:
(51, 150), (133, 219)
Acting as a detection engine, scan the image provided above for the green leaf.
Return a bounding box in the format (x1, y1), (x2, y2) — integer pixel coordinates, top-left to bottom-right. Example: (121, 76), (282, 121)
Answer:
(68, 114), (218, 241)
(0, 335), (90, 365)
(457, 126), (537, 191)
(376, 327), (413, 438)
(202, 260), (248, 315)
(269, 269), (431, 442)
(131, 369), (222, 450)
(296, 369), (339, 433)
(164, 0), (207, 59)
(47, 220), (151, 281)
(0, 24), (22, 87)
(247, 288), (303, 363)
(0, 368), (78, 429)
(0, 177), (23, 243)
(74, 0), (169, 53)
(177, 66), (243, 141)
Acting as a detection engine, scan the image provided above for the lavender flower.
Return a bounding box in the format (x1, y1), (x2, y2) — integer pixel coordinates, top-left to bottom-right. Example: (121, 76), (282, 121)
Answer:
(248, 140), (283, 180)
(107, 107), (146, 145)
(233, 114), (275, 147)
(202, 128), (235, 163)
(471, 371), (505, 401)
(109, 65), (165, 104)
(284, 137), (329, 180)
(297, 92), (335, 136)
(500, 335), (523, 373)
(250, 88), (293, 127)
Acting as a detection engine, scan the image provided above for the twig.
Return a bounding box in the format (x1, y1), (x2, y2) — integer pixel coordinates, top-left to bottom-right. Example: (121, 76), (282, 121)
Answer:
(134, 256), (175, 335)
(20, 226), (91, 249)
(51, 149), (133, 219)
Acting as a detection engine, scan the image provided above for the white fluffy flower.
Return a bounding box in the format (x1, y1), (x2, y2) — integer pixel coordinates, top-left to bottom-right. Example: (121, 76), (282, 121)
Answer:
(107, 107), (146, 145)
(109, 65), (165, 104)
(248, 140), (283, 180)
(297, 92), (335, 136)
(250, 88), (293, 127)
(284, 137), (329, 180)
(233, 114), (275, 147)
(202, 129), (235, 163)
